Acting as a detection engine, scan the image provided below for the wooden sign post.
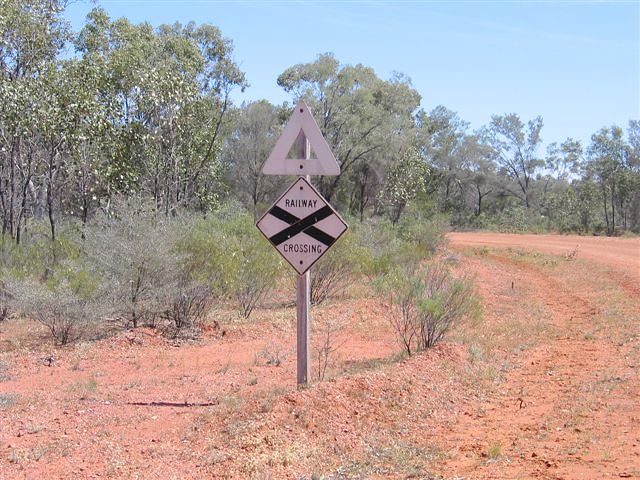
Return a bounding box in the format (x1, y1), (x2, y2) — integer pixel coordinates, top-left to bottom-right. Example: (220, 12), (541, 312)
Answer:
(296, 132), (311, 385)
(256, 100), (347, 386)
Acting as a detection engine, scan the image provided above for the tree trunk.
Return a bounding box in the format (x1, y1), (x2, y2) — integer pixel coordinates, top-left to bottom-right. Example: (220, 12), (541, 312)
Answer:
(8, 140), (16, 238)
(47, 149), (57, 242)
(602, 183), (610, 235)
(444, 176), (451, 210)
(16, 169), (32, 246)
(610, 184), (616, 235)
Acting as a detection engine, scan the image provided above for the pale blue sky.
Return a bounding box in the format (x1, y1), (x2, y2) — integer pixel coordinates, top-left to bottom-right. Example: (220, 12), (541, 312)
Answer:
(63, 0), (639, 147)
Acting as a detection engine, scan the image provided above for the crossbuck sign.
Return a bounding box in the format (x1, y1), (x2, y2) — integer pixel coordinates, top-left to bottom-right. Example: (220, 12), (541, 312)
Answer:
(256, 177), (348, 275)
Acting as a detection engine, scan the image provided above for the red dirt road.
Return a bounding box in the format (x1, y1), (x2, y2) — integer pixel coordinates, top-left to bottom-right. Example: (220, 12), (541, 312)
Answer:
(442, 233), (640, 479)
(449, 232), (640, 280)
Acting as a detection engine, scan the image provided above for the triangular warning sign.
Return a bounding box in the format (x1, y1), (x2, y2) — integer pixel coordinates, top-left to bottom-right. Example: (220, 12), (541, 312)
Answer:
(262, 100), (340, 176)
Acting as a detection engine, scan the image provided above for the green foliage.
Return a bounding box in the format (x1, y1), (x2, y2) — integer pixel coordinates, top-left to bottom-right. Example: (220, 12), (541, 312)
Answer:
(379, 147), (431, 224)
(492, 205), (540, 233)
(1, 1), (638, 257)
(224, 100), (287, 218)
(419, 106), (474, 214)
(0, 222), (98, 293)
(480, 113), (544, 209)
(356, 210), (446, 279)
(375, 261), (478, 356)
(0, 0), (70, 79)
(3, 200), (216, 340)
(0, 4), (246, 249)
(309, 227), (367, 305)
(460, 203), (546, 234)
(277, 53), (421, 209)
(0, 3), (638, 355)
(356, 218), (418, 278)
(546, 138), (582, 182)
(486, 443), (502, 460)
(0, 221), (102, 344)
(586, 125), (636, 235)
(74, 12), (247, 213)
(396, 204), (448, 251)
(179, 203), (284, 318)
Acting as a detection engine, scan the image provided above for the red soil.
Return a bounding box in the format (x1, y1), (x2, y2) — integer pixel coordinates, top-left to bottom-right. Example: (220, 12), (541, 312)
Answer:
(449, 232), (640, 293)
(1, 232), (639, 479)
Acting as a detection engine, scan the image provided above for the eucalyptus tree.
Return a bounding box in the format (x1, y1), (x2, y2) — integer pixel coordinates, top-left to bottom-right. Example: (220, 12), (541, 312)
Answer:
(586, 125), (633, 234)
(545, 138), (582, 183)
(223, 100), (287, 218)
(571, 179), (600, 233)
(457, 134), (496, 217)
(58, 57), (118, 229)
(0, 0), (69, 80)
(0, 71), (42, 241)
(629, 121), (640, 165)
(626, 120), (640, 231)
(417, 106), (470, 213)
(277, 54), (421, 210)
(480, 113), (544, 209)
(348, 158), (381, 222)
(5, 55), (116, 242)
(379, 147), (431, 224)
(534, 138), (584, 229)
(75, 9), (247, 214)
(0, 0), (70, 242)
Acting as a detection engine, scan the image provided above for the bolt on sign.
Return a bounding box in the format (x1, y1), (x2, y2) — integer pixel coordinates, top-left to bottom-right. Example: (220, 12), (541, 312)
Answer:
(256, 177), (348, 275)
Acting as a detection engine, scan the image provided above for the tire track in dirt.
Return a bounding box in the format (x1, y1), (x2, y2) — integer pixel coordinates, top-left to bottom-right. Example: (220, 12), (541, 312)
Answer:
(605, 270), (640, 299)
(438, 251), (640, 479)
(448, 233), (640, 274)
(449, 232), (640, 302)
(490, 254), (600, 326)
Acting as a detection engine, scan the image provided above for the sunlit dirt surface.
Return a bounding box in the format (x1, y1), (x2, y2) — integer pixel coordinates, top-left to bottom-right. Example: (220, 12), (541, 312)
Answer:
(1, 233), (639, 479)
(449, 232), (639, 293)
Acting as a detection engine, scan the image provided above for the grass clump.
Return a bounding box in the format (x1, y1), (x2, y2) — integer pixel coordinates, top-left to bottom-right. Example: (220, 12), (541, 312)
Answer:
(67, 377), (98, 399)
(485, 442), (502, 461)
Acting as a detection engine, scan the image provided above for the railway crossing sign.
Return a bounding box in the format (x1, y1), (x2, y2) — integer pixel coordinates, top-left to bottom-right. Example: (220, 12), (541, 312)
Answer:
(256, 99), (347, 385)
(256, 176), (348, 275)
(262, 99), (340, 176)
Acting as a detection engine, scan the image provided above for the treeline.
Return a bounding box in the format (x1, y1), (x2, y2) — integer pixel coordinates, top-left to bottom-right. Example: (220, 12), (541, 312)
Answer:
(232, 71), (639, 235)
(1, 1), (639, 242)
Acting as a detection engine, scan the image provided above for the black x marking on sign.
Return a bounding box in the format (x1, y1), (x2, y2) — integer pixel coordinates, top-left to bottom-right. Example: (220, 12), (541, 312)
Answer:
(268, 205), (336, 247)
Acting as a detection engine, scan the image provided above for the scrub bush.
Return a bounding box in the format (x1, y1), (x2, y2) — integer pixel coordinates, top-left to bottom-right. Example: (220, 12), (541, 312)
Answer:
(358, 215), (444, 278)
(376, 261), (477, 356)
(179, 203), (284, 318)
(0, 222), (89, 289)
(83, 198), (185, 329)
(161, 282), (212, 338)
(7, 275), (98, 345)
(310, 228), (367, 305)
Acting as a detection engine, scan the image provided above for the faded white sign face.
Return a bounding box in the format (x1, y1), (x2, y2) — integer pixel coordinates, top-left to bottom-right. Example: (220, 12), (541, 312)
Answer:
(261, 100), (340, 176)
(256, 177), (348, 274)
